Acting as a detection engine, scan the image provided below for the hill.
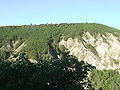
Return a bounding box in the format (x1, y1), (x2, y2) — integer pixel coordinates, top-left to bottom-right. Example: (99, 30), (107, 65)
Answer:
(1, 23), (120, 89)
(0, 23), (120, 70)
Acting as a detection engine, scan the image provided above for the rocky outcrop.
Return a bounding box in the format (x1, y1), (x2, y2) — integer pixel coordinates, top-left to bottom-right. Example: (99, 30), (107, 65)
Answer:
(59, 32), (120, 70)
(15, 42), (26, 52)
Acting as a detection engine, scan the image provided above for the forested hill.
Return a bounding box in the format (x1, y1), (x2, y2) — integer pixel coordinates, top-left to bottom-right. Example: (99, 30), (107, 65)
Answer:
(0, 23), (120, 61)
(1, 23), (120, 90)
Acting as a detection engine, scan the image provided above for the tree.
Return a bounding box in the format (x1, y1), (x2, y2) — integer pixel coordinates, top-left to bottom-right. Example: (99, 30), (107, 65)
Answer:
(31, 51), (95, 90)
(0, 52), (94, 90)
(0, 50), (10, 60)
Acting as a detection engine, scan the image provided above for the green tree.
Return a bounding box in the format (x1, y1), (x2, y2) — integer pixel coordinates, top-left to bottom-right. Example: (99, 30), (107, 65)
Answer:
(0, 52), (94, 90)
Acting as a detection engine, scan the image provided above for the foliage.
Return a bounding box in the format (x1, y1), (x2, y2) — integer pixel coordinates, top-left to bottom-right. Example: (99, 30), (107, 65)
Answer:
(0, 52), (94, 90)
(0, 23), (119, 59)
(89, 69), (120, 90)
(86, 44), (98, 56)
(0, 50), (10, 60)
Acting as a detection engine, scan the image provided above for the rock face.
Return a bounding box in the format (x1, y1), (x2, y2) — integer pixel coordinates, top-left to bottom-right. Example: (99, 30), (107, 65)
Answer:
(59, 32), (120, 70)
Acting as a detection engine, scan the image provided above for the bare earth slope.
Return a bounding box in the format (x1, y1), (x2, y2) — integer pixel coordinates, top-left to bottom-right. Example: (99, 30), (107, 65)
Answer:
(59, 32), (120, 70)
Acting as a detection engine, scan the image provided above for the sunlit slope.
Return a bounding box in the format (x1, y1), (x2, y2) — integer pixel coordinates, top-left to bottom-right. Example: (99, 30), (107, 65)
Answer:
(0, 23), (119, 60)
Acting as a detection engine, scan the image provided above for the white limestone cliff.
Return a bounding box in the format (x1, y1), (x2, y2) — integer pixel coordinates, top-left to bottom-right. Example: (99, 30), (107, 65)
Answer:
(59, 32), (120, 70)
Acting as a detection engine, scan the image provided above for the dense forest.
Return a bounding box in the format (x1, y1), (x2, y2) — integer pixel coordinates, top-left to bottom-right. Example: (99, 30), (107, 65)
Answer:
(0, 51), (95, 90)
(0, 23), (119, 59)
(0, 23), (120, 89)
(90, 69), (120, 90)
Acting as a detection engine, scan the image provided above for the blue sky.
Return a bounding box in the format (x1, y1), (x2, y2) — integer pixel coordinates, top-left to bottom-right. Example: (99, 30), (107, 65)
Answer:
(0, 0), (120, 29)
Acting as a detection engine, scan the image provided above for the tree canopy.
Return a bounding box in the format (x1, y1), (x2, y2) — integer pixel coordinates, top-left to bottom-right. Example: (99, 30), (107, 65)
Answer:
(0, 52), (94, 90)
(0, 23), (119, 59)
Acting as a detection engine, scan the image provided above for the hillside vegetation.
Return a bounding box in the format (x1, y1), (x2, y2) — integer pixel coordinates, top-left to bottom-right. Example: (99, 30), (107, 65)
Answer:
(1, 23), (120, 89)
(0, 51), (94, 90)
(89, 69), (120, 90)
(0, 23), (119, 60)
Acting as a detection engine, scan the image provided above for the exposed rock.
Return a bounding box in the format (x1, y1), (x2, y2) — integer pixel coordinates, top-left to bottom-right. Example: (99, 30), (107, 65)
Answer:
(29, 59), (37, 63)
(59, 32), (120, 70)
(15, 42), (26, 52)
